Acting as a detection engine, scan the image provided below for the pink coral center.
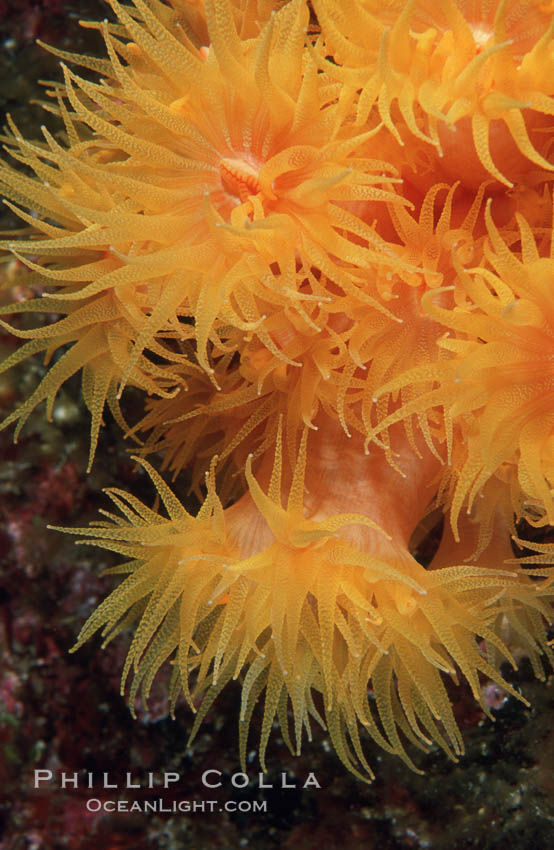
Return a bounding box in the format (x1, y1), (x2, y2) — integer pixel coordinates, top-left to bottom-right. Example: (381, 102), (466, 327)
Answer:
(219, 155), (261, 204)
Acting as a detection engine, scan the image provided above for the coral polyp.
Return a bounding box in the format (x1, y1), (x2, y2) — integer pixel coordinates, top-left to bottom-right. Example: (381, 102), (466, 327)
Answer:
(61, 422), (551, 779)
(370, 202), (554, 534)
(314, 0), (554, 188)
(0, 0), (407, 466)
(1, 0), (553, 781)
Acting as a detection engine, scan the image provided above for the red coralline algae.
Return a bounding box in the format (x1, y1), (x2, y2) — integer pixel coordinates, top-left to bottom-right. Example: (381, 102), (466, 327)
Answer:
(0, 0), (65, 43)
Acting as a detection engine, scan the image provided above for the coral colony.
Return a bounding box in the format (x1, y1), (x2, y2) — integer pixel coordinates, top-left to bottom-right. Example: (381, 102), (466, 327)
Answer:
(0, 0), (554, 782)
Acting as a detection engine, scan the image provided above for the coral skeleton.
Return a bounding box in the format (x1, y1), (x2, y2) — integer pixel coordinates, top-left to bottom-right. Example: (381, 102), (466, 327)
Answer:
(1, 0), (553, 780)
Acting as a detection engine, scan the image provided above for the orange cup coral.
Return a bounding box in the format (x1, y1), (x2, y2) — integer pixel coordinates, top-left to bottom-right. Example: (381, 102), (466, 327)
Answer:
(1, 0), (553, 781)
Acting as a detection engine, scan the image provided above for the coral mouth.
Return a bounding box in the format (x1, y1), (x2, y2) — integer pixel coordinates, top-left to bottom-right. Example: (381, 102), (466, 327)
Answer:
(219, 155), (261, 204)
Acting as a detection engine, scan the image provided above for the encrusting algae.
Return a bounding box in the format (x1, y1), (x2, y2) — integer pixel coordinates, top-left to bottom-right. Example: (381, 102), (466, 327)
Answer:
(0, 0), (553, 781)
